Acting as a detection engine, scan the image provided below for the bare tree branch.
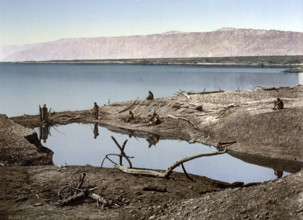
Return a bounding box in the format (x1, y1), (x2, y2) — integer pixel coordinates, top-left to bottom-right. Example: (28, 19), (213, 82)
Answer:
(115, 148), (226, 178)
(117, 98), (139, 114)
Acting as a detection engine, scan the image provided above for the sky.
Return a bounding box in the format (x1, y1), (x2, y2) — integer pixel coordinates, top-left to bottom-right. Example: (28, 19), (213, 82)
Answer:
(0, 0), (302, 46)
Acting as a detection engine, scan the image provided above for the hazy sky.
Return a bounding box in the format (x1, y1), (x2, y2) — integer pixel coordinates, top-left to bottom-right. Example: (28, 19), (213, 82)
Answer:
(0, 0), (302, 46)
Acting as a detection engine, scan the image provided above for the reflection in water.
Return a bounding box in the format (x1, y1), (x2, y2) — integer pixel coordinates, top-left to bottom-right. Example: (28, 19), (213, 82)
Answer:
(103, 136), (134, 168)
(274, 170), (283, 179)
(93, 123), (99, 139)
(39, 125), (50, 143)
(146, 134), (160, 148)
(228, 151), (303, 174)
(35, 123), (303, 183)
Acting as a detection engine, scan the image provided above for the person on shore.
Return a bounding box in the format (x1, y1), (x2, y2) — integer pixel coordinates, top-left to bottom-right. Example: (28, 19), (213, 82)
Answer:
(149, 112), (161, 126)
(146, 91), (154, 100)
(93, 102), (99, 119)
(39, 104), (49, 123)
(273, 98), (284, 110)
(126, 111), (135, 122)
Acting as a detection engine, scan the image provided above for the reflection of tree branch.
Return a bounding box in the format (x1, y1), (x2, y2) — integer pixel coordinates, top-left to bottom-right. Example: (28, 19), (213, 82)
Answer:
(101, 154), (118, 167)
(100, 136), (134, 168)
(101, 154), (134, 168)
(111, 136), (133, 168)
(115, 148), (227, 178)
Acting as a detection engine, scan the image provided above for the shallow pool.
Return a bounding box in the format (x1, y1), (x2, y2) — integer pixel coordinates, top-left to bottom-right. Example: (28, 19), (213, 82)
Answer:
(35, 123), (299, 184)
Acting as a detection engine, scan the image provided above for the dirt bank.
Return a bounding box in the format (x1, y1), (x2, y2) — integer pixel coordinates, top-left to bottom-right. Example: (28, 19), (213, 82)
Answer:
(12, 85), (303, 163)
(0, 114), (53, 166)
(157, 171), (303, 220)
(0, 165), (238, 220)
(3, 85), (303, 219)
(98, 85), (303, 163)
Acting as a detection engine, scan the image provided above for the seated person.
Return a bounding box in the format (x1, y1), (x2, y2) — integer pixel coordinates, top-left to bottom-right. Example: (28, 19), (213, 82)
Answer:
(274, 98), (284, 110)
(126, 111), (135, 122)
(146, 91), (154, 100)
(149, 112), (161, 126)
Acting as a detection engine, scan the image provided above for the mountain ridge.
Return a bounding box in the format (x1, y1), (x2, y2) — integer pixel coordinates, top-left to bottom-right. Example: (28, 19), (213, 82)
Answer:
(1, 28), (303, 61)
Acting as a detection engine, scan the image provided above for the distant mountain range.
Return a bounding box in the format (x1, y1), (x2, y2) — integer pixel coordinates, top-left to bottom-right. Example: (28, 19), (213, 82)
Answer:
(1, 28), (303, 62)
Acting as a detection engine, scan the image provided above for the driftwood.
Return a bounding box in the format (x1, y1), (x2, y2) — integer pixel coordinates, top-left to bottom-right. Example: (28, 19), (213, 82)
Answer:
(58, 171), (107, 207)
(47, 114), (82, 125)
(115, 148), (226, 178)
(216, 105), (239, 119)
(188, 90), (224, 95)
(181, 92), (191, 99)
(118, 98), (139, 114)
(168, 114), (201, 132)
(174, 89), (186, 96)
(254, 86), (278, 91)
(89, 193), (108, 206)
(181, 163), (193, 181)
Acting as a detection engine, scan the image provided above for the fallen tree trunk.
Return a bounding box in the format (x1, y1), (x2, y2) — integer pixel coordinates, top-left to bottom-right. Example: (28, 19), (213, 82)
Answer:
(58, 171), (108, 207)
(115, 148), (226, 178)
(188, 90), (224, 95)
(58, 191), (86, 206)
(88, 192), (108, 206)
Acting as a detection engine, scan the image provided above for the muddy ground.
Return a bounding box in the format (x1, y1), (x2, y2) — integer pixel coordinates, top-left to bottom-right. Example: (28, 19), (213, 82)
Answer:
(1, 86), (303, 219)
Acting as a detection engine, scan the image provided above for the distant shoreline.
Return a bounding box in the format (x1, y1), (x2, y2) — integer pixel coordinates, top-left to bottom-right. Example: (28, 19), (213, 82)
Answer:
(2, 55), (303, 69)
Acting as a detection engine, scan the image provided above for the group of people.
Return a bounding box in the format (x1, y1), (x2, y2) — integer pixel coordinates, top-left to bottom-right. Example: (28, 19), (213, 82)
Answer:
(37, 94), (283, 145)
(40, 94), (283, 126)
(125, 91), (161, 126)
(93, 91), (161, 126)
(126, 110), (161, 126)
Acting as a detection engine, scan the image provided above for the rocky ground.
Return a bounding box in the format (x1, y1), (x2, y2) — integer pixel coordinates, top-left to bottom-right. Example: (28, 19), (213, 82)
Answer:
(1, 85), (303, 219)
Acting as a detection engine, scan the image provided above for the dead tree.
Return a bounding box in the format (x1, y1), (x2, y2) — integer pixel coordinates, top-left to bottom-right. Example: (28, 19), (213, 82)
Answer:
(115, 148), (227, 178)
(58, 170), (107, 207)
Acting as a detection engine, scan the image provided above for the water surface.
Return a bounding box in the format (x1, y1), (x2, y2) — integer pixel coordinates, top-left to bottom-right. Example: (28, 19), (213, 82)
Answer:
(0, 63), (301, 117)
(36, 123), (295, 184)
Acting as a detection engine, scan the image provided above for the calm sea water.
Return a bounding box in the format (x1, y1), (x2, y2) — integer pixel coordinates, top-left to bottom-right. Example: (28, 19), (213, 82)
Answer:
(35, 123), (293, 184)
(0, 62), (302, 117)
(2, 62), (302, 183)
